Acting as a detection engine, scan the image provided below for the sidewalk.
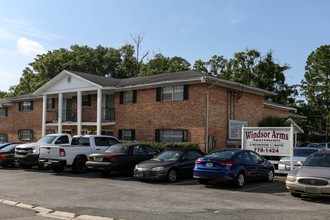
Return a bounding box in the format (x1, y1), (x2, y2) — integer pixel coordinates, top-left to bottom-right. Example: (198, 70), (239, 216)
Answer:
(0, 199), (117, 220)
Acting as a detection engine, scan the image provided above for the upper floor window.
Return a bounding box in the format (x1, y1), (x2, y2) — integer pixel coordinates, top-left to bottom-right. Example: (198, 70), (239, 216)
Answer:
(82, 95), (91, 106)
(18, 101), (33, 112)
(0, 107), (8, 117)
(47, 98), (55, 109)
(120, 90), (137, 104)
(155, 129), (188, 142)
(0, 133), (8, 143)
(18, 129), (33, 141)
(156, 85), (189, 102)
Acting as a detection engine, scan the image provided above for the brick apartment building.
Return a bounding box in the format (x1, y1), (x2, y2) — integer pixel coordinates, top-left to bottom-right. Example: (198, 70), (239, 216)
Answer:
(0, 70), (296, 152)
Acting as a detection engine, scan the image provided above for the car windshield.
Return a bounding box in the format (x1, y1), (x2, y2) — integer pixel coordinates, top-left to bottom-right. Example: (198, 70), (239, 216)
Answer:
(293, 148), (318, 157)
(153, 151), (183, 161)
(303, 154), (330, 167)
(105, 145), (128, 153)
(204, 150), (236, 159)
(37, 135), (57, 144)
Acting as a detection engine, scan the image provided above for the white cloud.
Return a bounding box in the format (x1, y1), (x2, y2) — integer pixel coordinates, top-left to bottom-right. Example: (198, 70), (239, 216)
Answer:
(16, 37), (46, 56)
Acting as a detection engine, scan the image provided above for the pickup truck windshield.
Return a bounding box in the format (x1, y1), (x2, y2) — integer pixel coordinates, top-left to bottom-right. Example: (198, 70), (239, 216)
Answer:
(37, 136), (57, 144)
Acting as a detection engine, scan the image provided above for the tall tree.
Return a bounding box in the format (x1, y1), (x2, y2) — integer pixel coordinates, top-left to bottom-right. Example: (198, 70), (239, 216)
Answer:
(301, 44), (330, 139)
(139, 54), (190, 76)
(230, 49), (261, 86)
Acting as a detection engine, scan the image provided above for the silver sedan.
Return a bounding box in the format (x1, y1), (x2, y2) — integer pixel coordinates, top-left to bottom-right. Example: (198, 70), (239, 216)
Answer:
(285, 151), (330, 197)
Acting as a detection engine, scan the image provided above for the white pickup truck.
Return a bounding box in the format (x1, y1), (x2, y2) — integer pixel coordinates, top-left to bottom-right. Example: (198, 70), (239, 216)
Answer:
(38, 135), (120, 173)
(15, 133), (72, 169)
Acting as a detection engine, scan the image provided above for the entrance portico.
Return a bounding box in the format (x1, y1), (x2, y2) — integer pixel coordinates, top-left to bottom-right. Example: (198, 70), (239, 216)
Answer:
(34, 70), (116, 136)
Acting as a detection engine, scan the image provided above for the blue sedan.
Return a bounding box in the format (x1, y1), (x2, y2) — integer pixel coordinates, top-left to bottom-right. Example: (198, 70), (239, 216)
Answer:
(193, 149), (274, 187)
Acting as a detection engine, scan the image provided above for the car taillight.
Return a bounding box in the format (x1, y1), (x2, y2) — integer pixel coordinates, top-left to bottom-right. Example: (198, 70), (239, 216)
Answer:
(59, 148), (66, 157)
(217, 161), (235, 166)
(87, 155), (91, 161)
(108, 156), (117, 163)
(0, 154), (7, 159)
(195, 158), (203, 164)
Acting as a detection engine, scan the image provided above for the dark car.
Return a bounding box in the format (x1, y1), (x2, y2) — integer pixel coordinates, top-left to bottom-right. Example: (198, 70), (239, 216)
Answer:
(0, 142), (21, 150)
(86, 143), (159, 176)
(134, 149), (204, 183)
(0, 143), (22, 167)
(193, 149), (274, 187)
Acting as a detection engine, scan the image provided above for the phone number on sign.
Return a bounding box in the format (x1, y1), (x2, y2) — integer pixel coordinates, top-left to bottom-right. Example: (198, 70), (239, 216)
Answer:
(254, 148), (279, 153)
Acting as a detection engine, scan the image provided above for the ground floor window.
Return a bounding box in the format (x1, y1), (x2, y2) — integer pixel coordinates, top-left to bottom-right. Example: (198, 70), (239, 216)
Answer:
(18, 130), (33, 141)
(156, 129), (188, 142)
(118, 129), (135, 141)
(101, 130), (114, 136)
(47, 129), (55, 134)
(0, 133), (8, 143)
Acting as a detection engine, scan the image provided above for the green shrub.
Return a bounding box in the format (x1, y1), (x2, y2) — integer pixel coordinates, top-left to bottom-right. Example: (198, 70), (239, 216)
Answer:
(138, 141), (200, 152)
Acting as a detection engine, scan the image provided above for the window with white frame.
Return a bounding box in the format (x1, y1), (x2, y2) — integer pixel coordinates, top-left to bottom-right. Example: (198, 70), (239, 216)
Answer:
(46, 129), (55, 134)
(0, 107), (7, 117)
(124, 91), (133, 104)
(118, 129), (135, 141)
(101, 130), (114, 136)
(162, 86), (184, 101)
(18, 130), (33, 141)
(0, 133), (8, 143)
(159, 129), (188, 142)
(47, 98), (55, 109)
(120, 90), (136, 104)
(82, 95), (91, 106)
(19, 101), (33, 111)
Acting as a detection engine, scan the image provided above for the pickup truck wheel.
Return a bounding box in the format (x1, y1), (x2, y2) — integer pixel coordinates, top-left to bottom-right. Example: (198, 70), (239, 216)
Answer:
(38, 163), (45, 170)
(13, 159), (20, 168)
(101, 171), (111, 177)
(72, 157), (87, 174)
(21, 164), (32, 169)
(52, 166), (64, 173)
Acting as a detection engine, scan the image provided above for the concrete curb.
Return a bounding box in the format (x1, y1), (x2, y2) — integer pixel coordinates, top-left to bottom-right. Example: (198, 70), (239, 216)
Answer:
(0, 198), (118, 220)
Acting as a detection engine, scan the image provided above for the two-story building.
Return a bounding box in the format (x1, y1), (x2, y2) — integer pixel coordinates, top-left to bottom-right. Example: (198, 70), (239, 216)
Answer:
(0, 70), (296, 152)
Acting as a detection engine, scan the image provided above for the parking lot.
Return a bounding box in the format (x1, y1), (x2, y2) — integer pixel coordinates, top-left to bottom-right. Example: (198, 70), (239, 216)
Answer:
(0, 167), (329, 220)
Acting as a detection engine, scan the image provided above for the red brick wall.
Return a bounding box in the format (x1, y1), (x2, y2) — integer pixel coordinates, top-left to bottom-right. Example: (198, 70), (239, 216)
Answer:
(114, 85), (207, 147)
(0, 84), (291, 149)
(1, 100), (43, 142)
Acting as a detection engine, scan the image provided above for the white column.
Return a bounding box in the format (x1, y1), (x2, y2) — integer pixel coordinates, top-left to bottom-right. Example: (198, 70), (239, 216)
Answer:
(77, 91), (82, 135)
(58, 93), (63, 134)
(205, 89), (209, 153)
(42, 95), (47, 137)
(96, 89), (102, 135)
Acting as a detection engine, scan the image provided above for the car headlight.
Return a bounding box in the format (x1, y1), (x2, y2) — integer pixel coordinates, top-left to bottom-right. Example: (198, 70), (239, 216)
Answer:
(286, 175), (297, 182)
(151, 167), (165, 171)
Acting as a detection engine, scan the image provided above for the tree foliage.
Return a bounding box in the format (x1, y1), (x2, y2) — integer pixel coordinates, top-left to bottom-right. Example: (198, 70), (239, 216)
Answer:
(139, 54), (190, 76)
(193, 49), (295, 104)
(257, 116), (286, 127)
(5, 39), (295, 108)
(301, 45), (330, 139)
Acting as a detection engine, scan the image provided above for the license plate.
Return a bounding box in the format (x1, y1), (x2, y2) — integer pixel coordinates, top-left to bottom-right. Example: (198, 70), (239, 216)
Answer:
(206, 162), (213, 167)
(305, 187), (319, 193)
(94, 157), (103, 162)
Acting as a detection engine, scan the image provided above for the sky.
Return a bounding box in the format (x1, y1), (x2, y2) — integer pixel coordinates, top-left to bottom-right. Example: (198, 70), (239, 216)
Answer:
(0, 0), (329, 96)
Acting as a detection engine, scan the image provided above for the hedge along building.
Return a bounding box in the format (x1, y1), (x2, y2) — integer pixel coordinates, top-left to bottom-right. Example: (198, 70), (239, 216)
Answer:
(0, 70), (296, 152)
